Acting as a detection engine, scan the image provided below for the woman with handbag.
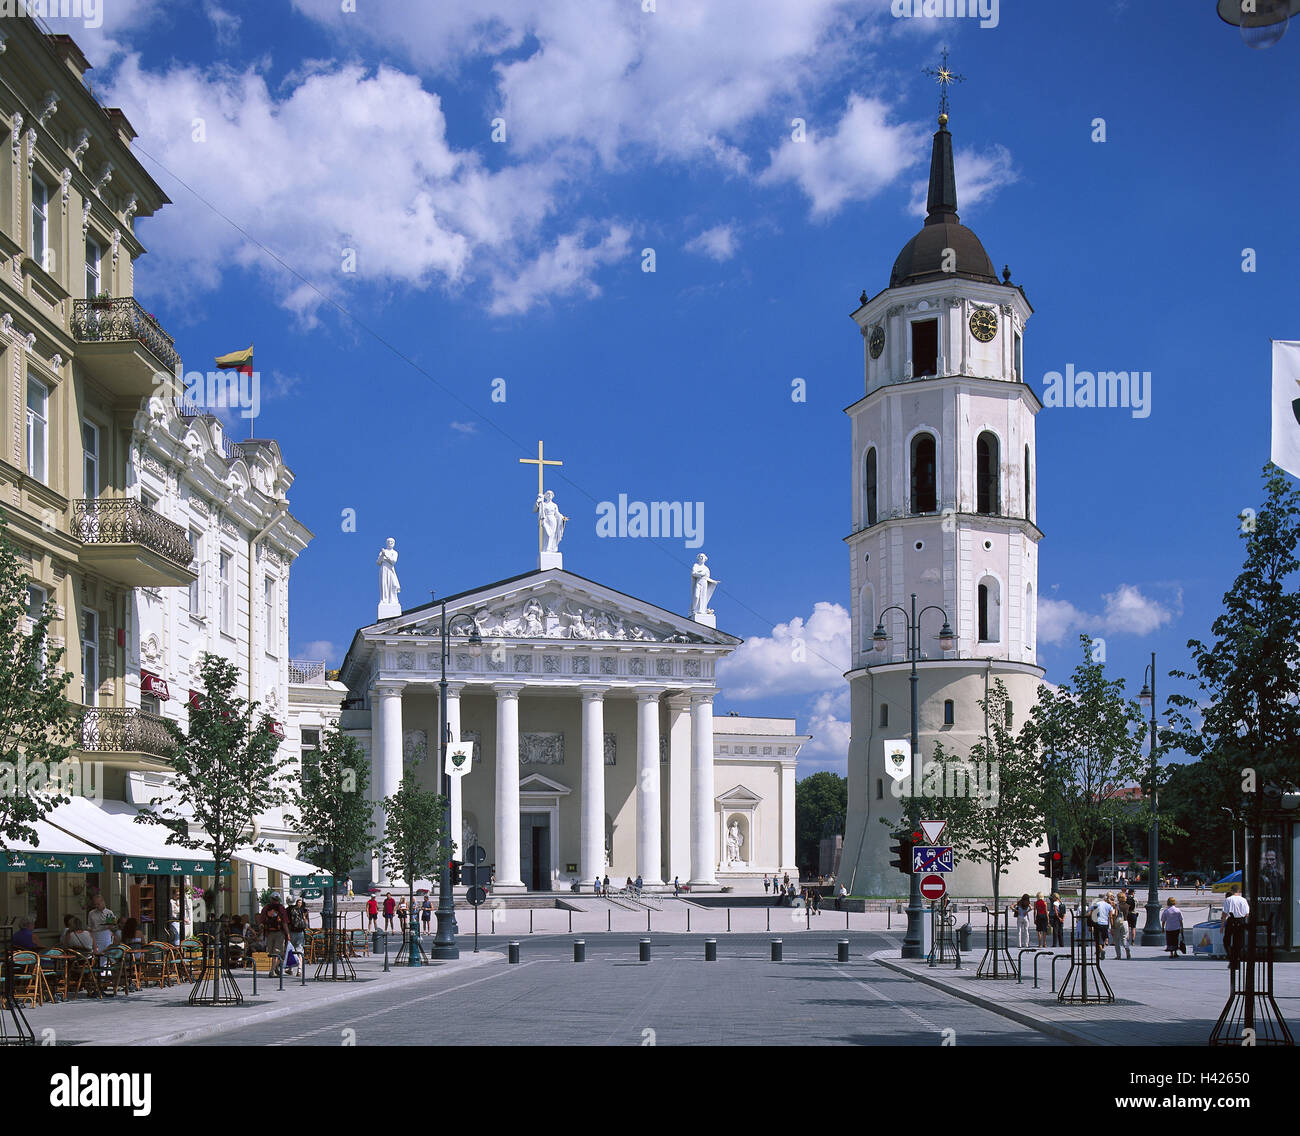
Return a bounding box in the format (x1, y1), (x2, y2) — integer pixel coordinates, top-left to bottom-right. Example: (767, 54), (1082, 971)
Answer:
(1159, 897), (1184, 959)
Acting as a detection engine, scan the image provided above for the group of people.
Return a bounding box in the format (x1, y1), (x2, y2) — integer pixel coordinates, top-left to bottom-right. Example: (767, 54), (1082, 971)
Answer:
(365, 892), (435, 935)
(11, 891), (186, 962)
(231, 894), (312, 976)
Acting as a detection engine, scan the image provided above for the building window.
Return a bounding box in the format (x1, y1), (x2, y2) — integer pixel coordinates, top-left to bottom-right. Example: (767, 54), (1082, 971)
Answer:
(978, 584), (990, 642)
(976, 431), (999, 515)
(264, 575), (277, 655)
(910, 433), (937, 514)
(1013, 331), (1022, 381)
(31, 174), (48, 268)
(1024, 446), (1032, 520)
(943, 699), (954, 725)
(301, 727), (321, 790)
(85, 237), (101, 299)
(1005, 701), (1014, 728)
(879, 703), (889, 728)
(978, 578), (1001, 643)
(188, 530), (203, 614)
(911, 319), (938, 377)
(863, 447), (878, 527)
(81, 609), (98, 707)
(82, 421), (99, 498)
(27, 585), (48, 670)
(219, 550), (233, 636)
(141, 692), (161, 716)
(25, 376), (48, 483)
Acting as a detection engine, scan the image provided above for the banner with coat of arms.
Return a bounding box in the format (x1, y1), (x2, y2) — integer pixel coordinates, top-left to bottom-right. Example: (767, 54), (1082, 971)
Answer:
(445, 740), (474, 778)
(883, 739), (912, 783)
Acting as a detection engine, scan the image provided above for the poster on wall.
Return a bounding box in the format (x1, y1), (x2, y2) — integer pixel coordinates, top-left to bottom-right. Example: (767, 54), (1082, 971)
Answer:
(1250, 827), (1290, 948)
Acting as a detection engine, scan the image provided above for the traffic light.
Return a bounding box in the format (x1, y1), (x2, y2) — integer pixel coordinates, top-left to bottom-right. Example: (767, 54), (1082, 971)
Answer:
(1039, 849), (1062, 879)
(889, 828), (920, 877)
(449, 859), (461, 886)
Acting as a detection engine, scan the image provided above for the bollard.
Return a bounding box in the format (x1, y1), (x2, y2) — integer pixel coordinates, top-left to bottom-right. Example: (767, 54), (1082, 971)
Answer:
(568, 910), (572, 934)
(837, 939), (849, 963)
(705, 938), (717, 962)
(508, 941), (520, 964)
(766, 907), (770, 932)
(573, 939), (585, 963)
(647, 909), (651, 933)
(279, 957), (284, 991)
(771, 938), (783, 962)
(383, 933), (390, 973)
(639, 938), (651, 963)
(529, 910), (534, 935)
(608, 909), (611, 932)
(887, 907), (891, 931)
(727, 908), (731, 933)
(846, 910), (850, 931)
(372, 929), (381, 955)
(251, 955), (257, 995)
(687, 908), (691, 933)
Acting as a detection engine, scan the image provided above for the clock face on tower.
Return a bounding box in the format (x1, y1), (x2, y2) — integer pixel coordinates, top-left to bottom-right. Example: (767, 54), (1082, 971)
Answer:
(969, 307), (998, 343)
(868, 324), (885, 359)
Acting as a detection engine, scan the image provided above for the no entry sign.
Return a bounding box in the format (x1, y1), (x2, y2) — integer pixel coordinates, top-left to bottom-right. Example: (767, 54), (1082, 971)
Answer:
(919, 874), (947, 902)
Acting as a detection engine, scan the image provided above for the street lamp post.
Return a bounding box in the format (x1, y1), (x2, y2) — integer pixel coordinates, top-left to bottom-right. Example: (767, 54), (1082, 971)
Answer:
(1138, 652), (1162, 946)
(873, 592), (955, 960)
(1221, 807), (1238, 876)
(430, 601), (459, 961)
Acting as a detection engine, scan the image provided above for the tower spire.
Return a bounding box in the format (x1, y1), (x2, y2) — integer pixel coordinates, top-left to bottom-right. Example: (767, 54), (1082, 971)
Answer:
(921, 47), (964, 227)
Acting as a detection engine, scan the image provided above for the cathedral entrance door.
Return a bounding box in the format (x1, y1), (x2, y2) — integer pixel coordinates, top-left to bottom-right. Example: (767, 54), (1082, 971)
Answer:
(520, 812), (552, 892)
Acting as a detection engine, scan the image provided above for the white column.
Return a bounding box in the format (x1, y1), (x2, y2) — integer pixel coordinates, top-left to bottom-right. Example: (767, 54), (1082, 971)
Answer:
(666, 694), (692, 886)
(780, 760), (796, 873)
(636, 690), (664, 886)
(689, 691), (716, 885)
(373, 682), (405, 886)
(446, 682), (465, 859)
(493, 683), (524, 888)
(579, 686), (607, 889)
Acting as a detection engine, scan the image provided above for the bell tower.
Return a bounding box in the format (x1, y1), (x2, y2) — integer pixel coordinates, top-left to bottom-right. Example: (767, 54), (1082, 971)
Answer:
(839, 68), (1046, 899)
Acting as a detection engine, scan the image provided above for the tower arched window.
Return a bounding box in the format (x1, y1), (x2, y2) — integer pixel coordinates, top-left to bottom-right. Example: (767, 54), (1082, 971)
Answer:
(879, 704), (889, 728)
(976, 431), (999, 515)
(1024, 445), (1032, 520)
(977, 576), (1001, 644)
(863, 447), (878, 527)
(910, 433), (937, 514)
(943, 699), (954, 725)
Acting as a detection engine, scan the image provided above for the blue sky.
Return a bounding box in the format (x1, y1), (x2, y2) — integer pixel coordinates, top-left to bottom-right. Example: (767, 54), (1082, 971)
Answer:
(46, 0), (1300, 774)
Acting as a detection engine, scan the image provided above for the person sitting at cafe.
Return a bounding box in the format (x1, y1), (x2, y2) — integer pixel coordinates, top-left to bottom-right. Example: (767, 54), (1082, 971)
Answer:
(62, 918), (94, 953)
(118, 917), (143, 949)
(12, 917), (40, 951)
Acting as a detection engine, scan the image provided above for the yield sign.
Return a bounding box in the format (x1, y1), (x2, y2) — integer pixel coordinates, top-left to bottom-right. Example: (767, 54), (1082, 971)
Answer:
(920, 820), (946, 844)
(920, 874), (946, 901)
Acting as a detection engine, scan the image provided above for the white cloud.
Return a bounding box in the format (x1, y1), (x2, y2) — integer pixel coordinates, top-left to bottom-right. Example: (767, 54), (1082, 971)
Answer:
(685, 224), (739, 261)
(488, 223), (632, 316)
(718, 601), (849, 700)
(295, 639), (339, 663)
(41, 0), (167, 68)
(798, 688), (851, 772)
(1037, 584), (1179, 645)
(761, 94), (924, 217)
(202, 0), (241, 47)
(907, 144), (1019, 218)
(450, 421), (478, 435)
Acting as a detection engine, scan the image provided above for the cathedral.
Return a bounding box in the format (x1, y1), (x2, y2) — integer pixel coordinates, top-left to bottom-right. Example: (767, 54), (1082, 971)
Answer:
(838, 94), (1046, 898)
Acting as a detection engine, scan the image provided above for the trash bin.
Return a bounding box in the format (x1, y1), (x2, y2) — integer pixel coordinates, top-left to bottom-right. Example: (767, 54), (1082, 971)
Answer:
(371, 929), (382, 954)
(958, 923), (973, 951)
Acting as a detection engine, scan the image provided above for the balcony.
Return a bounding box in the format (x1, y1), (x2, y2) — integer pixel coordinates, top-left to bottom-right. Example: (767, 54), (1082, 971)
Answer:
(71, 297), (181, 398)
(289, 659), (327, 685)
(75, 498), (197, 588)
(80, 706), (176, 762)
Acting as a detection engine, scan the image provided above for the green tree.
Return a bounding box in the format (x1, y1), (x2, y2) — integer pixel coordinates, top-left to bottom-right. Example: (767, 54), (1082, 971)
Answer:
(795, 771), (846, 876)
(930, 680), (1046, 919)
(289, 725), (372, 975)
(0, 513), (78, 848)
(136, 652), (295, 926)
(1023, 636), (1154, 938)
(380, 766), (447, 963)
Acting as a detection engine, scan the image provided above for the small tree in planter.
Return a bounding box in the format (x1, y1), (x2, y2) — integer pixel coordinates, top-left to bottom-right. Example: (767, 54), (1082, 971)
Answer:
(135, 652), (295, 1005)
(288, 726), (372, 980)
(379, 766), (446, 968)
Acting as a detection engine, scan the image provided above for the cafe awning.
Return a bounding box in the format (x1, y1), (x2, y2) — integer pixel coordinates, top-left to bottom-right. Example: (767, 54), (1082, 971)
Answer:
(233, 844), (328, 883)
(1, 818), (105, 873)
(43, 797), (225, 875)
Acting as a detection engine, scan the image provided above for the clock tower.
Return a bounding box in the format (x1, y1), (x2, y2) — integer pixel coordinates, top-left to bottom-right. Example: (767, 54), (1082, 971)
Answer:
(838, 95), (1047, 899)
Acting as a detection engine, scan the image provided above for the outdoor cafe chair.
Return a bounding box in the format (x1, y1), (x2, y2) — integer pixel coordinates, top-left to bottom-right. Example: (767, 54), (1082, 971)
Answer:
(9, 951), (49, 1007)
(39, 949), (72, 1002)
(142, 942), (177, 989)
(98, 946), (129, 997)
(66, 951), (102, 1000)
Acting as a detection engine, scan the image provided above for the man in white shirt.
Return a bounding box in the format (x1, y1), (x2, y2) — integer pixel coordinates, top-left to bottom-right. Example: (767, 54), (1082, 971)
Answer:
(1088, 895), (1114, 962)
(1220, 885), (1250, 970)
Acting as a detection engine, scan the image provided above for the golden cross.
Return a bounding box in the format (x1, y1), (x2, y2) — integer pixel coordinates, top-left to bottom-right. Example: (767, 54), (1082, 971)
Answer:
(519, 440), (563, 553)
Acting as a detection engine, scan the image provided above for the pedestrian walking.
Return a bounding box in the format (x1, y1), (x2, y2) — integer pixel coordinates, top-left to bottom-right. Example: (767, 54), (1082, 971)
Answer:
(1034, 892), (1049, 947)
(397, 897), (408, 934)
(286, 898), (308, 975)
(1159, 897), (1184, 959)
(260, 893), (289, 977)
(1012, 893), (1032, 948)
(835, 883), (846, 911)
(1110, 893), (1129, 959)
(383, 892), (396, 932)
(763, 874), (770, 894)
(602, 874), (610, 897)
(1125, 889), (1138, 945)
(1221, 885), (1249, 971)
(812, 889), (822, 916)
(1088, 893), (1114, 963)
(1049, 893), (1065, 947)
(346, 877), (354, 899)
(673, 876), (680, 898)
(420, 895), (432, 934)
(783, 872), (790, 890)
(367, 894), (379, 930)
(634, 875), (643, 898)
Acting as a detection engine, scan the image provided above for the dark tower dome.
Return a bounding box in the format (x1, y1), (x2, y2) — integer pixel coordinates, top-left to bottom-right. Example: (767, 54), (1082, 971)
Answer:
(889, 113), (997, 289)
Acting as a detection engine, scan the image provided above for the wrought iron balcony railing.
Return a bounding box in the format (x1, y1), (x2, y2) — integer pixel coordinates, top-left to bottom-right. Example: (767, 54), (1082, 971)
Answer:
(74, 498), (194, 571)
(80, 706), (176, 759)
(289, 659), (327, 685)
(71, 296), (181, 373)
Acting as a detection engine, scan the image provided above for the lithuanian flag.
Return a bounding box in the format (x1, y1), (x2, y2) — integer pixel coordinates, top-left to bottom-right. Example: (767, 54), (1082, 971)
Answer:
(214, 344), (254, 376)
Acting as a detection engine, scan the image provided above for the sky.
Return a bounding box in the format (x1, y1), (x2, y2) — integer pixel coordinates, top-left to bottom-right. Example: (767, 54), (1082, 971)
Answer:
(41, 0), (1300, 777)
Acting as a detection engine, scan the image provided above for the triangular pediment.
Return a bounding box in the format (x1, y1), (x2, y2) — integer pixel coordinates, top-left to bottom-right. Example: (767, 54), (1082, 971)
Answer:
(519, 772), (570, 795)
(716, 784), (763, 806)
(365, 569), (739, 648)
